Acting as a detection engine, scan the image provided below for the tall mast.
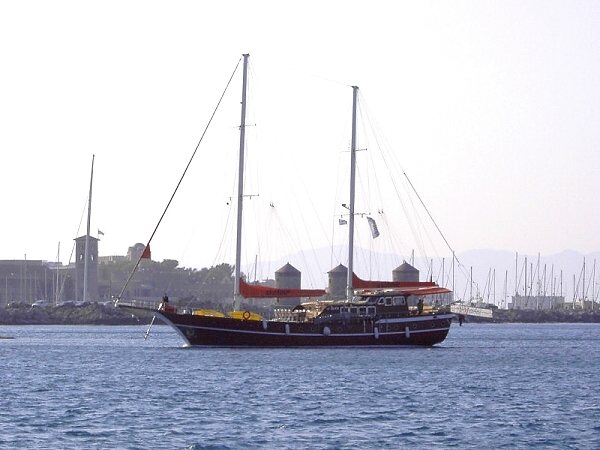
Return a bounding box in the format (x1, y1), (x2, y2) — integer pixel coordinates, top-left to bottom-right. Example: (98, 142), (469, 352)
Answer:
(583, 257), (586, 307)
(504, 269), (508, 309)
(573, 274), (576, 309)
(524, 256), (528, 300)
(55, 242), (60, 305)
(234, 54), (249, 309)
(441, 257), (445, 287)
(515, 251), (518, 299)
(452, 250), (455, 300)
(531, 254), (536, 295)
(470, 266), (473, 301)
(346, 86), (359, 300)
(543, 264), (547, 296)
(83, 154), (95, 303)
(560, 269), (563, 297)
(593, 259), (596, 311)
(493, 268), (496, 306)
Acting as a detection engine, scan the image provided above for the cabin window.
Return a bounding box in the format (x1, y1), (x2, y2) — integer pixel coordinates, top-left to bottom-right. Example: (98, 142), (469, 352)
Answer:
(385, 297), (392, 306)
(377, 297), (385, 305)
(350, 307), (357, 314)
(393, 296), (406, 306)
(367, 306), (376, 315)
(359, 307), (367, 316)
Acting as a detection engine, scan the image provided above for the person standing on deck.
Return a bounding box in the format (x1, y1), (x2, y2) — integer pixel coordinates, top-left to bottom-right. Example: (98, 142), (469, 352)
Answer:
(417, 298), (424, 315)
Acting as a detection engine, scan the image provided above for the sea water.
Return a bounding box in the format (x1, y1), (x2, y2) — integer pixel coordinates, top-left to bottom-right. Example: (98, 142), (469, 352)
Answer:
(1, 323), (599, 449)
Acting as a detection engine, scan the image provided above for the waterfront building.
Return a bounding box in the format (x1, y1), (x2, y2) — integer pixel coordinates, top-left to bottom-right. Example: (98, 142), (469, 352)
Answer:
(509, 295), (565, 310)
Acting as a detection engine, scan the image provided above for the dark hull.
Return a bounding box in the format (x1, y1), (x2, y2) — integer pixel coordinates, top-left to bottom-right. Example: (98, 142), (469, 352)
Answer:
(155, 311), (454, 347)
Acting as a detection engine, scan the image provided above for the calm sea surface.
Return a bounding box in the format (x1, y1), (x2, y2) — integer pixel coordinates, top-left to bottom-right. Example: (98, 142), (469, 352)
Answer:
(1, 323), (599, 449)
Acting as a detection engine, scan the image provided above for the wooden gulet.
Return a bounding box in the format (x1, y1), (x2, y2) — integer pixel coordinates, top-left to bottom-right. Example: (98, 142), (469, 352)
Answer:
(117, 53), (455, 347)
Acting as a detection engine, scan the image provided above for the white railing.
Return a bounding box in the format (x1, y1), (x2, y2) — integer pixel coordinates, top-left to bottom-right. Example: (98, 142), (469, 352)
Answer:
(116, 298), (162, 310)
(450, 304), (494, 318)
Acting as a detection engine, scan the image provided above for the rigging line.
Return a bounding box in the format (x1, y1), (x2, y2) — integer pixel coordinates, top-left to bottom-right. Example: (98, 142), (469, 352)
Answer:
(58, 198), (88, 301)
(403, 179), (431, 263)
(359, 118), (412, 265)
(252, 203), (274, 281)
(287, 181), (333, 284)
(367, 103), (471, 284)
(359, 96), (448, 272)
(72, 197), (88, 263)
(401, 171), (456, 265)
(516, 262), (527, 296)
(330, 149), (345, 271)
(211, 170), (239, 269)
(116, 56), (243, 302)
(359, 97), (428, 261)
(379, 212), (408, 265)
(293, 196), (326, 288)
(212, 202), (234, 268)
(294, 158), (335, 261)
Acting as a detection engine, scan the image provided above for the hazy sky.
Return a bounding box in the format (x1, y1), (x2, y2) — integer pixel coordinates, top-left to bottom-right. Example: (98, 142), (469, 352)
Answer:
(1, 1), (599, 285)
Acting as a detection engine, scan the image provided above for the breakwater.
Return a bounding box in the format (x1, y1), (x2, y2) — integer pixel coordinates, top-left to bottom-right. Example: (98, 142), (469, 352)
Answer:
(466, 308), (600, 323)
(0, 303), (152, 325)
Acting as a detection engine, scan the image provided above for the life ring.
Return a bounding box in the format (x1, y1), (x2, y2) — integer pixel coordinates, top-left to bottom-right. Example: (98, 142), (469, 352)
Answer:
(242, 310), (251, 320)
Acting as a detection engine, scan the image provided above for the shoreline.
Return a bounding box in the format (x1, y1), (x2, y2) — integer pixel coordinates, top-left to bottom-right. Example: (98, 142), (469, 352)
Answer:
(0, 303), (152, 326)
(2, 304), (600, 325)
(462, 308), (600, 324)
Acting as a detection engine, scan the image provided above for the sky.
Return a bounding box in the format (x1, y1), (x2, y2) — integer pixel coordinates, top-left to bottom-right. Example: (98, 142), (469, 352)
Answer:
(1, 0), (600, 289)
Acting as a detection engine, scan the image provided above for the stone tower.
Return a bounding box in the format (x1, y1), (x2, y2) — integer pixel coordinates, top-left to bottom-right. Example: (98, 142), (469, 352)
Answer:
(75, 235), (99, 302)
(275, 262), (301, 307)
(327, 264), (348, 300)
(392, 261), (420, 283)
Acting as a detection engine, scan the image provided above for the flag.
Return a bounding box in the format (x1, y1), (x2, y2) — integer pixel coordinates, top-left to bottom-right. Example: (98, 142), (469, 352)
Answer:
(366, 217), (380, 238)
(98, 229), (105, 236)
(141, 244), (151, 259)
(339, 218), (347, 225)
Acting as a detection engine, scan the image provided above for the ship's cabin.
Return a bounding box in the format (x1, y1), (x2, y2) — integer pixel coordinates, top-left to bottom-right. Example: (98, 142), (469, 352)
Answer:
(312, 289), (414, 322)
(360, 293), (409, 308)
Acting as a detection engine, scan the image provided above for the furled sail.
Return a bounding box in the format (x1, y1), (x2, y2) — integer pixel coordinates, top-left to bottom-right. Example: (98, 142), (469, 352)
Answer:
(239, 279), (326, 299)
(352, 273), (450, 295)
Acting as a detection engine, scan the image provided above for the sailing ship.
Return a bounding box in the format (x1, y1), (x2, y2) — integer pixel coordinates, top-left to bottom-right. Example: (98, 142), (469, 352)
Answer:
(117, 54), (455, 347)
